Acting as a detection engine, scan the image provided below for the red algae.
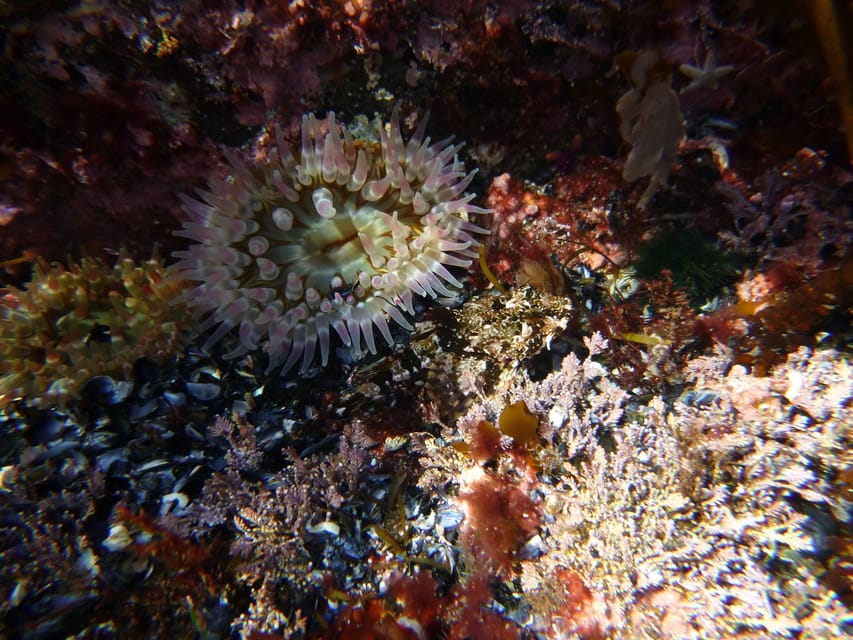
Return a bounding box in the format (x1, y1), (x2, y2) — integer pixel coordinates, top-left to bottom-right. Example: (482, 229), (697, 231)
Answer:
(460, 475), (541, 573)
(470, 419), (505, 465)
(549, 568), (607, 640)
(697, 255), (853, 375)
(327, 570), (525, 640)
(446, 573), (522, 640)
(328, 571), (441, 640)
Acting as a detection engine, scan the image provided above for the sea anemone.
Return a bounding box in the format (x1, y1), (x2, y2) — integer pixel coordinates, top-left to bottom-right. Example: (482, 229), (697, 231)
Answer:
(173, 106), (490, 374)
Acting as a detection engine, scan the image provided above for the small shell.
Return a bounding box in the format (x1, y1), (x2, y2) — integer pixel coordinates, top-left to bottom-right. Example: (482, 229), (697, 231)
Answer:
(186, 381), (220, 401)
(0, 465), (17, 493)
(306, 520), (341, 536)
(437, 507), (464, 530)
(163, 391), (186, 408)
(128, 399), (158, 421)
(383, 435), (408, 453)
(519, 533), (545, 560)
(9, 580), (27, 608)
(94, 448), (129, 474)
(103, 524), (132, 552)
(134, 459), (171, 475)
(160, 491), (190, 515)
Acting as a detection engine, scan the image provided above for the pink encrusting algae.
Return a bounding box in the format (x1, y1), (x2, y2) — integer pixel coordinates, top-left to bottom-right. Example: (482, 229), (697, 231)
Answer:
(173, 106), (490, 374)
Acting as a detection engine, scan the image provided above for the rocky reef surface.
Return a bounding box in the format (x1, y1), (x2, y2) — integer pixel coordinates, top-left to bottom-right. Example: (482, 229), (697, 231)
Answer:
(1, 2), (851, 638)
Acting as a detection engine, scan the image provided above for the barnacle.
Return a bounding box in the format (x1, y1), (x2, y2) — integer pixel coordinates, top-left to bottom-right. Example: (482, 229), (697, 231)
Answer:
(0, 251), (187, 409)
(173, 106), (490, 375)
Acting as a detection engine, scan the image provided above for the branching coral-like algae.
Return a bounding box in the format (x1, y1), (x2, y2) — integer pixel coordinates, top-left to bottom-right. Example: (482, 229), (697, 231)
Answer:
(0, 251), (187, 409)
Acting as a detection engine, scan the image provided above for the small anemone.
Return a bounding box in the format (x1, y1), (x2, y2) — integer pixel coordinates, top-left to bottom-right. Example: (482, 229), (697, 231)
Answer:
(173, 106), (490, 375)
